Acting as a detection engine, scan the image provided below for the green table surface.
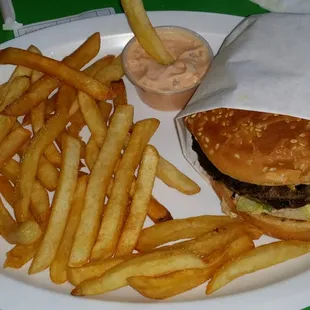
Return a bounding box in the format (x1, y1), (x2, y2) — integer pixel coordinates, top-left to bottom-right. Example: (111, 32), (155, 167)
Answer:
(0, 0), (268, 43)
(2, 1), (310, 309)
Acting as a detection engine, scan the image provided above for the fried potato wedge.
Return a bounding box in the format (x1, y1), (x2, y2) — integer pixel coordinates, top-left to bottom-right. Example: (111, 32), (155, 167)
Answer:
(0, 115), (16, 144)
(91, 119), (160, 260)
(50, 175), (88, 284)
(116, 145), (159, 257)
(121, 0), (174, 65)
(69, 105), (133, 267)
(112, 79), (127, 106)
(206, 240), (310, 294)
(156, 156), (201, 195)
(29, 135), (81, 274)
(72, 250), (207, 296)
(136, 215), (235, 252)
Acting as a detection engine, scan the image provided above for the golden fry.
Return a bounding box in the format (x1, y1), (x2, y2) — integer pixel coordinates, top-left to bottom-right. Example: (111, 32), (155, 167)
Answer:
(121, 0), (174, 65)
(147, 197), (173, 223)
(0, 126), (31, 169)
(72, 250), (207, 296)
(136, 215), (235, 252)
(14, 86), (76, 223)
(91, 118), (160, 260)
(112, 79), (127, 106)
(50, 175), (88, 284)
(29, 135), (81, 274)
(69, 105), (133, 267)
(157, 156), (201, 195)
(115, 145), (159, 256)
(4, 33), (101, 116)
(206, 240), (310, 294)
(95, 55), (124, 85)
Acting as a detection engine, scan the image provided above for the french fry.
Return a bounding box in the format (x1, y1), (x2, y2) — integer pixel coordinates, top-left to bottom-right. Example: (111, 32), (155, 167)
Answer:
(156, 156), (201, 195)
(206, 240), (310, 294)
(115, 145), (159, 257)
(37, 156), (59, 191)
(85, 136), (99, 170)
(112, 79), (127, 106)
(78, 91), (107, 146)
(29, 181), (50, 224)
(29, 135), (81, 274)
(1, 157), (59, 192)
(91, 119), (160, 260)
(147, 197), (173, 223)
(160, 222), (253, 256)
(128, 235), (254, 300)
(14, 85), (76, 223)
(28, 45), (44, 84)
(0, 196), (17, 234)
(0, 115), (16, 143)
(4, 33), (101, 116)
(69, 105), (133, 267)
(8, 45), (37, 81)
(30, 101), (45, 133)
(72, 250), (207, 296)
(121, 0), (174, 65)
(98, 101), (112, 122)
(136, 215), (235, 252)
(67, 110), (86, 138)
(95, 55), (124, 85)
(67, 257), (127, 286)
(5, 220), (42, 245)
(50, 175), (88, 284)
(0, 76), (30, 112)
(4, 242), (38, 269)
(0, 47), (109, 101)
(0, 126), (31, 169)
(0, 175), (15, 206)
(44, 143), (62, 168)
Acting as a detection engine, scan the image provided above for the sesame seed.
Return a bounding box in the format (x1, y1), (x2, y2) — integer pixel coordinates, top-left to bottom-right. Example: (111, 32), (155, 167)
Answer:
(222, 121), (226, 126)
(205, 137), (210, 142)
(210, 149), (214, 155)
(190, 114), (196, 118)
(225, 113), (229, 118)
(292, 146), (297, 150)
(215, 143), (219, 150)
(274, 114), (279, 116)
(300, 143), (306, 147)
(229, 111), (234, 116)
(219, 110), (222, 114)
(263, 124), (267, 130)
(247, 160), (253, 165)
(241, 123), (247, 127)
(212, 117), (215, 122)
(291, 125), (296, 129)
(240, 141), (243, 145)
(234, 153), (240, 159)
(263, 116), (268, 121)
(203, 144), (208, 149)
(290, 139), (297, 143)
(255, 128), (261, 132)
(286, 119), (290, 123)
(198, 127), (203, 132)
(257, 133), (262, 137)
(269, 168), (277, 172)
(197, 132), (202, 136)
(204, 116), (208, 121)
(227, 134), (232, 138)
(278, 163), (284, 166)
(300, 133), (306, 137)
(262, 167), (268, 172)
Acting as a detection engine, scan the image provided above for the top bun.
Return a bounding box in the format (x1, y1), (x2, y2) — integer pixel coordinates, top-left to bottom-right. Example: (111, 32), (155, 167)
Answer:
(185, 108), (310, 186)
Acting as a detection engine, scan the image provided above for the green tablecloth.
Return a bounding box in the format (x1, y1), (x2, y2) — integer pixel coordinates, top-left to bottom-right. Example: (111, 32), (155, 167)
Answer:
(0, 0), (268, 43)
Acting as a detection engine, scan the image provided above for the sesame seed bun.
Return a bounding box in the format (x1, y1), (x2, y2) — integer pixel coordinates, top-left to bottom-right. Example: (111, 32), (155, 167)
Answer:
(185, 108), (310, 186)
(210, 178), (310, 241)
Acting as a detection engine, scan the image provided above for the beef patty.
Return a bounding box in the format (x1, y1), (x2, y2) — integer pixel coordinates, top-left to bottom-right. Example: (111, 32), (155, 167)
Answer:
(192, 136), (310, 209)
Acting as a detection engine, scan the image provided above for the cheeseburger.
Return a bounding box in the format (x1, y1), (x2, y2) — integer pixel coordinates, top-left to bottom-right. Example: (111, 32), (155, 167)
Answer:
(185, 108), (310, 240)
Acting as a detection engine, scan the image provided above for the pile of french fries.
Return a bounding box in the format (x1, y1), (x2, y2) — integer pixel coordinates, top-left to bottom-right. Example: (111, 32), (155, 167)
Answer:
(1, 0), (310, 302)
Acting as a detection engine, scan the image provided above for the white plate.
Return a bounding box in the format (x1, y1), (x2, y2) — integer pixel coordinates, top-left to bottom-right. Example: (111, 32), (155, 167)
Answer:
(0, 11), (310, 310)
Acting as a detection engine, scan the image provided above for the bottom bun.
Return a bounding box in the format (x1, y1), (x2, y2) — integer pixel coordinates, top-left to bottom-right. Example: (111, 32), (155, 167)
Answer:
(210, 179), (310, 241)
